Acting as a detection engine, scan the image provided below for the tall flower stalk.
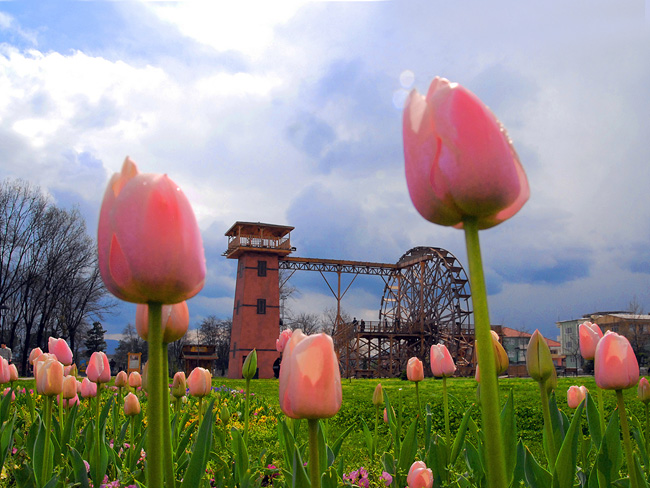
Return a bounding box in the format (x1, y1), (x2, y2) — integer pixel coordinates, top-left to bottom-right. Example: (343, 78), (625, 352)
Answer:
(147, 302), (165, 488)
(464, 218), (507, 487)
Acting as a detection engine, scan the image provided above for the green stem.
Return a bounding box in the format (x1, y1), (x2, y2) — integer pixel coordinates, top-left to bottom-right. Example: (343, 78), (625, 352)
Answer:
(443, 376), (450, 448)
(42, 395), (53, 486)
(539, 381), (557, 470)
(147, 302), (164, 488)
(646, 403), (649, 479)
(58, 394), (64, 436)
(129, 415), (134, 470)
(94, 383), (102, 488)
(374, 404), (379, 458)
(244, 377), (251, 445)
(197, 397), (203, 428)
(597, 386), (606, 435)
(162, 343), (175, 488)
(308, 418), (320, 488)
(464, 217), (507, 488)
(415, 381), (421, 435)
(617, 389), (640, 488)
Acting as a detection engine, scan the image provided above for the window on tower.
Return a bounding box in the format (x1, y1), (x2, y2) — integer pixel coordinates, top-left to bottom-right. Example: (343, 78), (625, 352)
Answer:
(258, 260), (267, 277)
(257, 299), (267, 314)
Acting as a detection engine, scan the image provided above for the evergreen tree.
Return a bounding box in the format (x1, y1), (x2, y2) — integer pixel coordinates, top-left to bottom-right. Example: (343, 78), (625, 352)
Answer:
(84, 321), (106, 357)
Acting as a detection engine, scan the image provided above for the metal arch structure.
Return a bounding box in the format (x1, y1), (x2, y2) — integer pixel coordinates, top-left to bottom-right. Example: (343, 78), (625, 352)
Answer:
(279, 246), (474, 378)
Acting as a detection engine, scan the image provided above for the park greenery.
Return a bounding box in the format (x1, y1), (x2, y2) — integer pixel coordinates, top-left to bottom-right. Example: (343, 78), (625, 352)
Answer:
(0, 373), (646, 487)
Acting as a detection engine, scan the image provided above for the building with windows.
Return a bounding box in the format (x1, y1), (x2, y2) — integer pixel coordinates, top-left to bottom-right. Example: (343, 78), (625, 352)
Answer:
(557, 311), (650, 372)
(494, 326), (562, 376)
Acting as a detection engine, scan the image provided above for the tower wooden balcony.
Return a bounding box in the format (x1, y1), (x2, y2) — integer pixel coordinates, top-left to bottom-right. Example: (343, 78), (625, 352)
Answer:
(223, 221), (295, 260)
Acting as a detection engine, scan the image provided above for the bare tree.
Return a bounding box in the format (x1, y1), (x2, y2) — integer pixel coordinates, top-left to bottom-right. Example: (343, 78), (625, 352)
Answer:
(286, 312), (322, 335)
(321, 306), (352, 336)
(114, 323), (147, 371)
(198, 315), (232, 375)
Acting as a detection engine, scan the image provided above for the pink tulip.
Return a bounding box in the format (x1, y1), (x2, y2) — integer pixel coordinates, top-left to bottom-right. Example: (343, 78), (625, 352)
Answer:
(187, 367), (212, 397)
(115, 371), (128, 388)
(135, 301), (189, 343)
(48, 337), (73, 366)
(639, 378), (650, 403)
(36, 358), (64, 396)
(407, 461), (433, 488)
(87, 351), (111, 383)
(276, 329), (293, 353)
(0, 358), (11, 384)
(76, 380), (83, 393)
(430, 344), (456, 377)
(279, 330), (342, 419)
(124, 392), (141, 416)
(62, 394), (79, 408)
(80, 377), (97, 398)
(128, 371), (142, 389)
(406, 357), (424, 382)
(594, 331), (639, 390)
(97, 157), (206, 304)
(29, 347), (44, 365)
(171, 371), (186, 398)
(8, 364), (18, 382)
(579, 321), (603, 360)
(3, 387), (15, 401)
(567, 385), (588, 409)
(62, 375), (78, 399)
(403, 76), (529, 230)
(33, 353), (57, 379)
(383, 407), (389, 423)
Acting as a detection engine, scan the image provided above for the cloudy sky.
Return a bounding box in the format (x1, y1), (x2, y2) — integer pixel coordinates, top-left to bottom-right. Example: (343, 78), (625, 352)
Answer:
(0, 0), (649, 343)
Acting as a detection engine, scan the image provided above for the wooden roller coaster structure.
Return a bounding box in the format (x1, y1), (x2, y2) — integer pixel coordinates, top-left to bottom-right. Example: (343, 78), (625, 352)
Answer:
(279, 246), (474, 378)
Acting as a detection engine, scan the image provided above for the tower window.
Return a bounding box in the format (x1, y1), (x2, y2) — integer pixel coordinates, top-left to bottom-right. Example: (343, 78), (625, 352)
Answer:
(257, 299), (266, 314)
(257, 260), (267, 277)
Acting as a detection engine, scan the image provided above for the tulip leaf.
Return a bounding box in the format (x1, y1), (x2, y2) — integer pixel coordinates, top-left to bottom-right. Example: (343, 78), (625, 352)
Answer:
(180, 398), (214, 488)
(450, 403), (474, 466)
(0, 388), (11, 424)
(0, 413), (15, 475)
(524, 446), (552, 488)
(595, 410), (622, 485)
(397, 418), (418, 474)
(585, 392), (602, 451)
(317, 421), (328, 475)
(42, 473), (59, 488)
(99, 395), (113, 431)
(511, 440), (527, 488)
(62, 403), (78, 449)
(427, 434), (449, 487)
(70, 448), (90, 488)
(634, 452), (649, 488)
(500, 389), (517, 482)
(330, 423), (354, 459)
(425, 403), (432, 452)
(232, 427), (250, 480)
(321, 466), (338, 488)
(360, 418), (373, 457)
(175, 419), (197, 461)
(32, 419), (46, 487)
(630, 416), (648, 468)
(552, 401), (583, 488)
(464, 441), (485, 485)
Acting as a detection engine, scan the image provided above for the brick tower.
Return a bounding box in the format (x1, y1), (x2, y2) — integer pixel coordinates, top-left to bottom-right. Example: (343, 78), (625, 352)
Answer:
(224, 222), (294, 379)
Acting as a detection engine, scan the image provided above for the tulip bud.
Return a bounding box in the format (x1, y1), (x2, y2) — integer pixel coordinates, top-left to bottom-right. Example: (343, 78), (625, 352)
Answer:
(545, 366), (558, 394)
(124, 392), (141, 416)
(372, 383), (383, 406)
(171, 371), (186, 398)
(48, 337), (73, 366)
(279, 330), (342, 419)
(406, 357), (424, 382)
(383, 407), (389, 423)
(639, 378), (650, 404)
(97, 157), (206, 304)
(68, 364), (78, 378)
(3, 388), (15, 402)
(80, 377), (97, 398)
(403, 76), (529, 231)
(567, 385), (588, 409)
(579, 321), (603, 360)
(220, 404), (231, 425)
(492, 334), (509, 376)
(87, 351), (111, 384)
(29, 347), (44, 365)
(187, 367), (212, 397)
(62, 375), (78, 399)
(129, 371), (142, 389)
(115, 371), (128, 388)
(594, 331), (639, 390)
(8, 364), (18, 382)
(36, 358), (64, 396)
(242, 350), (257, 380)
(430, 344), (456, 377)
(526, 329), (555, 383)
(276, 329), (293, 353)
(135, 301), (190, 343)
(407, 460), (434, 488)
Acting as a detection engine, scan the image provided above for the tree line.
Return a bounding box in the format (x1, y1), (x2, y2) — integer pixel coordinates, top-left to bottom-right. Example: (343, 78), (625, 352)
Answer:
(0, 179), (113, 374)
